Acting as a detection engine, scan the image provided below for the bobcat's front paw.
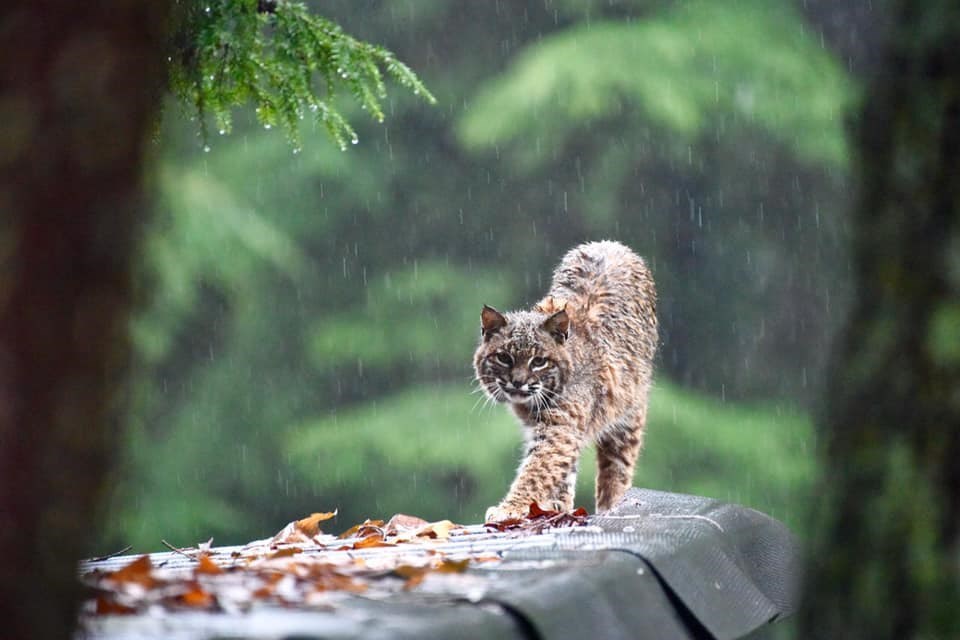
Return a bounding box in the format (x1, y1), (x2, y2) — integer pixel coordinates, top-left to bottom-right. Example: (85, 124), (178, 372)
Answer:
(484, 503), (526, 523)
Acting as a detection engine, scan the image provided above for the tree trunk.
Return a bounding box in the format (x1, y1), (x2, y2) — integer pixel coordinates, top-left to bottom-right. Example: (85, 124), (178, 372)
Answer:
(799, 1), (960, 637)
(0, 4), (170, 637)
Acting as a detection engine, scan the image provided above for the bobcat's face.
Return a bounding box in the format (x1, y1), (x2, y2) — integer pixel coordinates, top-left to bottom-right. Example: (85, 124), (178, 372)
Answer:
(474, 307), (571, 409)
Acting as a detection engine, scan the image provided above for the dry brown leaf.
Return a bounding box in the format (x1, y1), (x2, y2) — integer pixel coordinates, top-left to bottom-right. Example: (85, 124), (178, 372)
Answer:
(176, 585), (216, 608)
(394, 558), (470, 589)
(296, 511), (337, 537)
(384, 513), (429, 535)
(338, 519), (385, 539)
(107, 555), (157, 588)
(314, 574), (368, 593)
(395, 568), (428, 590)
(268, 547), (303, 559)
(434, 558), (470, 573)
(526, 503), (589, 519)
(382, 515), (462, 543)
(486, 503), (589, 532)
(95, 596), (137, 616)
(356, 524), (386, 539)
(195, 554), (224, 575)
(270, 511), (337, 544)
(484, 516), (524, 531)
(262, 572), (286, 585)
(352, 533), (394, 549)
(251, 585), (274, 599)
(250, 571), (284, 599)
(415, 519), (457, 540)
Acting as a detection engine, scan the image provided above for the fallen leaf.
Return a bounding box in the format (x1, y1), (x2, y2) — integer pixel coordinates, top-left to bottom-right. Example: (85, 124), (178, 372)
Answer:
(195, 554), (224, 575)
(435, 558), (470, 573)
(527, 502), (556, 519)
(485, 503), (589, 533)
(484, 517), (524, 532)
(352, 533), (394, 549)
(394, 567), (428, 590)
(394, 558), (470, 589)
(176, 584), (215, 608)
(268, 547), (303, 559)
(384, 513), (429, 535)
(356, 524), (386, 539)
(251, 585), (275, 599)
(271, 511), (337, 544)
(296, 511), (337, 537)
(386, 518), (460, 543)
(107, 555), (157, 588)
(95, 596), (137, 615)
(415, 519), (457, 540)
(250, 571), (285, 599)
(314, 574), (368, 593)
(527, 503), (589, 530)
(338, 519), (385, 539)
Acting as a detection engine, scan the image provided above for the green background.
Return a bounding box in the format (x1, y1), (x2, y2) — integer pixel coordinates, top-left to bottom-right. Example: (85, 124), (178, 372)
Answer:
(104, 0), (853, 550)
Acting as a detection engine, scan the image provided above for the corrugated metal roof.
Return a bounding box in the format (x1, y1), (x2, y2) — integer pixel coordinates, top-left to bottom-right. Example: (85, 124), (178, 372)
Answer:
(79, 489), (799, 639)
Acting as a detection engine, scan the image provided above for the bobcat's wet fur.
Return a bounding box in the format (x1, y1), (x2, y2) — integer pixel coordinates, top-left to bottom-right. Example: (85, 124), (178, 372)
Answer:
(474, 241), (658, 520)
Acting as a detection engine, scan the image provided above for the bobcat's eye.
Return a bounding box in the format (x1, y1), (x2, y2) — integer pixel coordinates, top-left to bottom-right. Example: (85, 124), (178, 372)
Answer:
(494, 352), (514, 367)
(529, 356), (549, 371)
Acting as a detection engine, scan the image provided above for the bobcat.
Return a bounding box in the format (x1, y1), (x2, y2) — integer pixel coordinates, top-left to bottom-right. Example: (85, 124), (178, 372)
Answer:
(474, 241), (658, 521)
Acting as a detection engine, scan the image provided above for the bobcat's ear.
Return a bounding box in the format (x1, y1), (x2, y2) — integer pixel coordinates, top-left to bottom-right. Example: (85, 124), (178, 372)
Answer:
(542, 309), (569, 344)
(481, 305), (507, 340)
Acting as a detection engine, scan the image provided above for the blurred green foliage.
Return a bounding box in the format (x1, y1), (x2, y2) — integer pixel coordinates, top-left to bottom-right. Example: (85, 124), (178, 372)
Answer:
(459, 0), (851, 169)
(104, 0), (853, 552)
(132, 163), (309, 364)
(309, 262), (513, 372)
(927, 303), (960, 366)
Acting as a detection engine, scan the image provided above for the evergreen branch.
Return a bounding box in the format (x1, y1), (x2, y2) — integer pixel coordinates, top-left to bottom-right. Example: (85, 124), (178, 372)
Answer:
(167, 0), (435, 150)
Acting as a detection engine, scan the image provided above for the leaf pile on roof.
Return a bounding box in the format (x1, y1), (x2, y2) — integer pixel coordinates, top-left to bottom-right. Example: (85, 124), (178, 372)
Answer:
(82, 503), (588, 616)
(484, 503), (590, 533)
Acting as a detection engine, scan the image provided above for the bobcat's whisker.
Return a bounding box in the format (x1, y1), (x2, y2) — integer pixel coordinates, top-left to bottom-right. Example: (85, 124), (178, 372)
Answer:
(537, 386), (564, 405)
(470, 396), (488, 414)
(534, 392), (549, 414)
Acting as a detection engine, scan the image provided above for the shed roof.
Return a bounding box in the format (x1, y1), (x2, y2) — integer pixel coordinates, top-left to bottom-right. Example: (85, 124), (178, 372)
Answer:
(79, 488), (799, 639)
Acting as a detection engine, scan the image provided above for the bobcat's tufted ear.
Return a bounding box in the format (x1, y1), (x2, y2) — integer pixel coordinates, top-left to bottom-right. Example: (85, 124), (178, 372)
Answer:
(481, 305), (507, 340)
(542, 308), (569, 344)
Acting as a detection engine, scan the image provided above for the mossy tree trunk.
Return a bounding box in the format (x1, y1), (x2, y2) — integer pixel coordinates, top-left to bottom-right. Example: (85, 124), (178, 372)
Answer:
(799, 1), (960, 637)
(0, 3), (170, 638)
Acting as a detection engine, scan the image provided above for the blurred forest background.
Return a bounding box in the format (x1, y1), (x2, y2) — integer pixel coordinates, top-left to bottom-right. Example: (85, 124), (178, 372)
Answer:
(103, 0), (872, 551)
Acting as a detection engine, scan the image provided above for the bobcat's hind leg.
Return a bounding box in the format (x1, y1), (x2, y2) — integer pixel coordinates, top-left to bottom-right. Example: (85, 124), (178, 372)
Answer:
(594, 409), (645, 512)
